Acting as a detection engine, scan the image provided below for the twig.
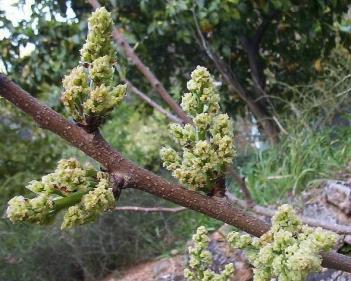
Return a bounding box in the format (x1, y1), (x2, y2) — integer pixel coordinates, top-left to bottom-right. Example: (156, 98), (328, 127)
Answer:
(226, 167), (253, 204)
(115, 206), (187, 213)
(88, 0), (191, 124)
(225, 192), (351, 235)
(126, 79), (182, 124)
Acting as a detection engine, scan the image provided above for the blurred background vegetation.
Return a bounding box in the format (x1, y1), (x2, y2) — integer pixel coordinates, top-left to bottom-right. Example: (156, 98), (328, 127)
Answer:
(0, 0), (351, 280)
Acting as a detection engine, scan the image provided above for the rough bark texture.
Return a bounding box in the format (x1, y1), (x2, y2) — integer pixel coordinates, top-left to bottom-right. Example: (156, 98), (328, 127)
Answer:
(1, 74), (351, 273)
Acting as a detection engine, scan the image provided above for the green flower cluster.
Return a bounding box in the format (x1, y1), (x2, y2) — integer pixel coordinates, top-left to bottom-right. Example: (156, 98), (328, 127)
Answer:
(6, 159), (116, 229)
(80, 7), (115, 63)
(61, 177), (115, 229)
(61, 7), (126, 124)
(227, 205), (338, 281)
(160, 66), (235, 191)
(6, 195), (54, 225)
(184, 226), (234, 281)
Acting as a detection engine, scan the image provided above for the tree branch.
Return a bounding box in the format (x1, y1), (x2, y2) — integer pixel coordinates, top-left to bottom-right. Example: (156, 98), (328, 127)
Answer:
(115, 206), (187, 213)
(87, 0), (192, 124)
(191, 10), (279, 144)
(239, 11), (280, 109)
(126, 79), (182, 124)
(1, 74), (350, 273)
(225, 192), (351, 235)
(252, 11), (280, 50)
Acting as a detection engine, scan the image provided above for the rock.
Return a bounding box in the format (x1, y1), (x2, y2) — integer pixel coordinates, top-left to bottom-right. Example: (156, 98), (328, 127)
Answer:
(323, 180), (351, 215)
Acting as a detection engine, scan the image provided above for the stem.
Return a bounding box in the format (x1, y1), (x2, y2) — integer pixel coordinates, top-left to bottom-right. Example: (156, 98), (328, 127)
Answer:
(53, 191), (86, 212)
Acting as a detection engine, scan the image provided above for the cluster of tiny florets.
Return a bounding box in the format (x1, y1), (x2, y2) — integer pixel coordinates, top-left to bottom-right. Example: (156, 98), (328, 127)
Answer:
(160, 66), (235, 192)
(61, 177), (115, 229)
(6, 195), (54, 225)
(227, 205), (338, 281)
(6, 159), (116, 229)
(61, 7), (126, 125)
(80, 8), (115, 63)
(184, 226), (234, 281)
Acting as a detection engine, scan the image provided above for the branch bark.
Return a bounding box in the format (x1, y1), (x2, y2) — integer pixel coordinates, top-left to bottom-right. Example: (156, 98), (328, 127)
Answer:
(88, 0), (192, 124)
(226, 192), (351, 235)
(115, 206), (187, 213)
(1, 74), (350, 273)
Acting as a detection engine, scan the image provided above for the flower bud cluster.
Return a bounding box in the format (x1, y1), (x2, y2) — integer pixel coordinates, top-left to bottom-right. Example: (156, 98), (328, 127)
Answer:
(6, 195), (54, 225)
(227, 205), (338, 281)
(6, 159), (116, 229)
(80, 8), (115, 63)
(160, 66), (235, 191)
(61, 177), (115, 229)
(184, 226), (234, 281)
(26, 158), (95, 195)
(61, 7), (126, 125)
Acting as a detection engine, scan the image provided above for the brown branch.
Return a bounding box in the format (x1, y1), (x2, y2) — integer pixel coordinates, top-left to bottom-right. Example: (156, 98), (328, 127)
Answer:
(191, 10), (279, 144)
(125, 79), (182, 124)
(87, 0), (191, 124)
(252, 14), (277, 47)
(225, 192), (351, 235)
(239, 11), (280, 92)
(115, 206), (187, 213)
(239, 35), (266, 95)
(239, 11), (281, 120)
(1, 74), (351, 273)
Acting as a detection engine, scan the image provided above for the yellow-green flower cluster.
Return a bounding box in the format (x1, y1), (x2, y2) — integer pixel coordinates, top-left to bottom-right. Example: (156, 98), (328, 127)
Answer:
(6, 159), (116, 229)
(80, 7), (115, 63)
(61, 177), (115, 229)
(6, 195), (54, 225)
(83, 84), (126, 115)
(184, 226), (234, 281)
(90, 55), (114, 86)
(61, 7), (126, 125)
(27, 158), (95, 195)
(227, 205), (338, 281)
(160, 66), (235, 191)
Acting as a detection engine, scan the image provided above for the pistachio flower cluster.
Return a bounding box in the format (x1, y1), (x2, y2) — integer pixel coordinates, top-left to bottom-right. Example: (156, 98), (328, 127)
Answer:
(227, 205), (338, 281)
(184, 226), (234, 281)
(61, 177), (115, 229)
(160, 66), (235, 192)
(6, 195), (54, 225)
(6, 159), (116, 229)
(61, 7), (126, 126)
